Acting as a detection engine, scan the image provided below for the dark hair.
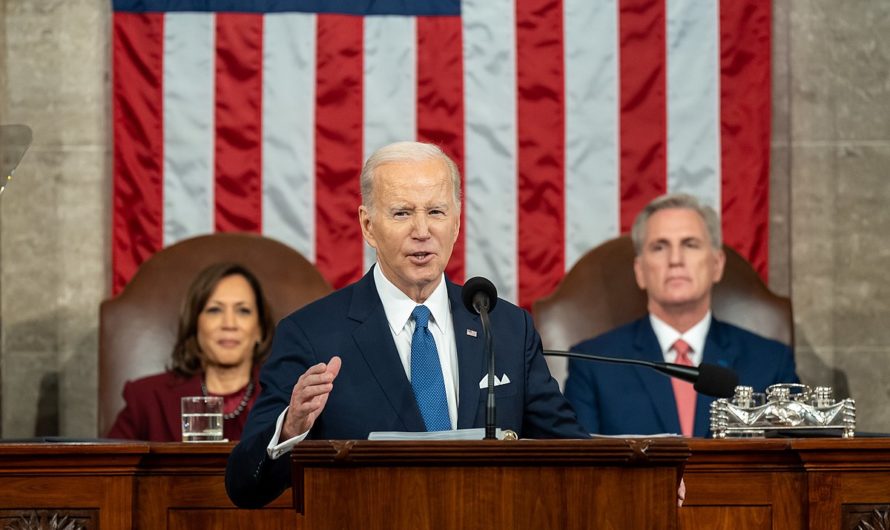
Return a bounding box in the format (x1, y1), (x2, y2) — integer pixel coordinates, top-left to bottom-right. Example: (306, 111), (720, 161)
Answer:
(169, 263), (274, 377)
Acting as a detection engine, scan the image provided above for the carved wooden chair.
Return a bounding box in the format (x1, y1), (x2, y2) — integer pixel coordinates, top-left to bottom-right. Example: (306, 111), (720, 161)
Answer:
(533, 236), (792, 384)
(98, 233), (332, 435)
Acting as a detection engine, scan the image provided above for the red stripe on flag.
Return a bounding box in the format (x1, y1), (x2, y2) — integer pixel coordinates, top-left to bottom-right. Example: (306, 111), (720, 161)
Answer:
(618, 0), (667, 232)
(315, 14), (364, 289)
(720, 0), (771, 280)
(112, 13), (165, 295)
(214, 13), (264, 233)
(417, 16), (466, 285)
(516, 0), (565, 309)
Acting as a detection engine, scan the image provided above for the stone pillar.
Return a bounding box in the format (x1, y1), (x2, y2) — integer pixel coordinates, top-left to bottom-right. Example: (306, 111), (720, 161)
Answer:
(770, 0), (792, 297)
(789, 0), (890, 432)
(1, 0), (7, 432)
(0, 0), (108, 438)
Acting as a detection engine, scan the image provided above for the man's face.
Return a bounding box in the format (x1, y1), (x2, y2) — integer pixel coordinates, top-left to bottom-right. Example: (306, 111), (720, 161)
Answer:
(633, 207), (725, 316)
(359, 157), (460, 302)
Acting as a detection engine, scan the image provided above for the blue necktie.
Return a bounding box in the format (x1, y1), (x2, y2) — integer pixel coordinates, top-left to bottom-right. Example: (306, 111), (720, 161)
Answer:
(410, 305), (451, 431)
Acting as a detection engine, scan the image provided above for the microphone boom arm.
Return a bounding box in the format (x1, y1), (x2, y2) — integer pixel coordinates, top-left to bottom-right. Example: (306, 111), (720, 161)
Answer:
(544, 349), (698, 384)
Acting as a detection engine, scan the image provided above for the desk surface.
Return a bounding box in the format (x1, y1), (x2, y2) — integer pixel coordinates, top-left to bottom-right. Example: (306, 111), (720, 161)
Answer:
(1, 438), (889, 530)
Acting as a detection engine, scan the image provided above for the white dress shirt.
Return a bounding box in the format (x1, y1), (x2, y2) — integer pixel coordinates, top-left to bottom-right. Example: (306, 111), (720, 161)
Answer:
(374, 265), (459, 428)
(266, 265), (459, 459)
(649, 312), (711, 366)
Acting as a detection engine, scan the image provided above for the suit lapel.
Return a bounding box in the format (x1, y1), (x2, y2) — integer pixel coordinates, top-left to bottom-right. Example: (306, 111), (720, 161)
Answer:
(630, 318), (682, 434)
(448, 281), (485, 429)
(348, 270), (427, 432)
(700, 317), (738, 369)
(695, 318), (737, 436)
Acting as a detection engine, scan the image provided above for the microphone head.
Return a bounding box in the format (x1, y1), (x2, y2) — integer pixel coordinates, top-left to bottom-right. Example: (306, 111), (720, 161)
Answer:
(694, 363), (739, 398)
(461, 276), (498, 315)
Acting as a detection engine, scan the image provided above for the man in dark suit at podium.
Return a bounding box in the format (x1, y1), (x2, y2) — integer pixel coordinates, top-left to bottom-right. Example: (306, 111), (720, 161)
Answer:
(226, 141), (588, 508)
(564, 193), (799, 438)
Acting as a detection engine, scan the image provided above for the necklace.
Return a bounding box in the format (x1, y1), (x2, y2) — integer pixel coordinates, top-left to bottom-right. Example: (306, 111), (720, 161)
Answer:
(201, 379), (255, 420)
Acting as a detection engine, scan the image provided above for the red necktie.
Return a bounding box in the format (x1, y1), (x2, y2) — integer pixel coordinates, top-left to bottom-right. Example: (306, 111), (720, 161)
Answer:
(671, 339), (697, 437)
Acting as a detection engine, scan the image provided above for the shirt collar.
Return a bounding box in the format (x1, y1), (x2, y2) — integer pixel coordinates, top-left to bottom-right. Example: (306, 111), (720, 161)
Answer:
(649, 311), (711, 361)
(373, 264), (450, 336)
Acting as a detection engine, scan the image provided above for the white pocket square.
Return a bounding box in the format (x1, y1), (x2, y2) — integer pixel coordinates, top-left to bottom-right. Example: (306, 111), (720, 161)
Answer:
(478, 373), (511, 388)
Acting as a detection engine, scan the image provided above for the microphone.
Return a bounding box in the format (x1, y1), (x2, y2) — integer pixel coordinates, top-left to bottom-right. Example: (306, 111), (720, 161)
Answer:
(461, 276), (498, 315)
(543, 349), (738, 398)
(461, 277), (498, 440)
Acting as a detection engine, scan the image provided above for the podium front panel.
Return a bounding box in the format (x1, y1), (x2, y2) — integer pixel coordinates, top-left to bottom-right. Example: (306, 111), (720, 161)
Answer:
(291, 438), (688, 530)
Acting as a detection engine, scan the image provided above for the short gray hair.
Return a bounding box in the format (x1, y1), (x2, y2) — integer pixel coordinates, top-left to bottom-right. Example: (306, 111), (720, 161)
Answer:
(360, 141), (462, 212)
(630, 193), (722, 254)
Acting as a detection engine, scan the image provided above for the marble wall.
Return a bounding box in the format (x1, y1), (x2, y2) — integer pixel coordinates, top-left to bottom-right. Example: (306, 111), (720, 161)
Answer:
(787, 0), (890, 431)
(0, 0), (5, 431)
(0, 0), (888, 436)
(1, 0), (108, 437)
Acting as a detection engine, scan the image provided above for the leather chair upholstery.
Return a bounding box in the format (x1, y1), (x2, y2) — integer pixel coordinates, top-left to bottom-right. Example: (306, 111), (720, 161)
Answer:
(533, 236), (792, 384)
(98, 233), (332, 436)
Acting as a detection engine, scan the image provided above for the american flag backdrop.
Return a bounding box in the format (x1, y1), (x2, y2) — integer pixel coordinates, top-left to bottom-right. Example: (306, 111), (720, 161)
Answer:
(112, 0), (771, 309)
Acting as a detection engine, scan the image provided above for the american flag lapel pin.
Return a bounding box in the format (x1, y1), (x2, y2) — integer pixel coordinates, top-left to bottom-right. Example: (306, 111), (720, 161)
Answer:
(466, 329), (478, 337)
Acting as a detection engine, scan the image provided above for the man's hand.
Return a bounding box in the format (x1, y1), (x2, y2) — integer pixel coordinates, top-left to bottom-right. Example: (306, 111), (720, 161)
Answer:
(282, 356), (342, 439)
(678, 477), (686, 507)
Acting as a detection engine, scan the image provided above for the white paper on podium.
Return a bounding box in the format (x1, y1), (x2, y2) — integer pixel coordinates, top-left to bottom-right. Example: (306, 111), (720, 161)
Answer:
(591, 433), (682, 438)
(368, 428), (506, 441)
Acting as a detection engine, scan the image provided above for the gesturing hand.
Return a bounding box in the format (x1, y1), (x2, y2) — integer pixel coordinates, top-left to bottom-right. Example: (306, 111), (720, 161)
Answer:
(282, 356), (342, 439)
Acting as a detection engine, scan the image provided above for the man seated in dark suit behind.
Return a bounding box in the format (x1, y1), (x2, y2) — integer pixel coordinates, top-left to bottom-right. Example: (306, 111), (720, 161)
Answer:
(226, 141), (588, 508)
(564, 193), (799, 438)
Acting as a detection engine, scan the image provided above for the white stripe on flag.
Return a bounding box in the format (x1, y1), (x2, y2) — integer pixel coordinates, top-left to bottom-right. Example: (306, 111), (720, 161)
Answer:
(563, 0), (620, 271)
(666, 0), (721, 212)
(163, 13), (215, 245)
(262, 13), (318, 261)
(362, 15), (417, 274)
(551, 0), (621, 389)
(462, 0), (519, 303)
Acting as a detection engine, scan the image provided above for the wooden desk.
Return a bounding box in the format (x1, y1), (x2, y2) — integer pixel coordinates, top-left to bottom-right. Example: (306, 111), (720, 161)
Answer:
(0, 443), (146, 529)
(682, 439), (806, 530)
(1, 438), (889, 530)
(0, 442), (293, 530)
(682, 438), (890, 530)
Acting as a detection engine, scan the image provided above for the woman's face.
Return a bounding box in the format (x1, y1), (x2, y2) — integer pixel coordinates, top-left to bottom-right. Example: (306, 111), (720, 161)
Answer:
(197, 274), (262, 370)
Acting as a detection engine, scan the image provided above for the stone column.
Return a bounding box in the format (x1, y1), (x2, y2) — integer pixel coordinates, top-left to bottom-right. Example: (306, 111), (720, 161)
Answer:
(0, 0), (108, 438)
(789, 0), (890, 432)
(1, 0), (7, 431)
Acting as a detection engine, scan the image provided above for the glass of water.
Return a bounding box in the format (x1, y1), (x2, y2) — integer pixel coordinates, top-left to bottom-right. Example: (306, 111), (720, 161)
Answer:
(181, 396), (224, 442)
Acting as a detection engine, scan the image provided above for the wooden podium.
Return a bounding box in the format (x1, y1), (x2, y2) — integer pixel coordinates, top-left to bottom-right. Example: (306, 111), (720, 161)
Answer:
(290, 438), (689, 530)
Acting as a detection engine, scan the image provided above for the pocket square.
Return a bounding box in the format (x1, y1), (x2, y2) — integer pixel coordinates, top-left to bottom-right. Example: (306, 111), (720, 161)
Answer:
(478, 373), (511, 388)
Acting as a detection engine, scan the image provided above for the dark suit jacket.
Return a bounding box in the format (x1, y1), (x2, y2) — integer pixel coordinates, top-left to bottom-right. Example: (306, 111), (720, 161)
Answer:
(106, 371), (256, 442)
(564, 316), (799, 437)
(226, 269), (587, 508)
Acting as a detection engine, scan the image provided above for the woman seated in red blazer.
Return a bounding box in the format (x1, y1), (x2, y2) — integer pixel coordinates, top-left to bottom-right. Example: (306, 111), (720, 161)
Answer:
(107, 262), (275, 442)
